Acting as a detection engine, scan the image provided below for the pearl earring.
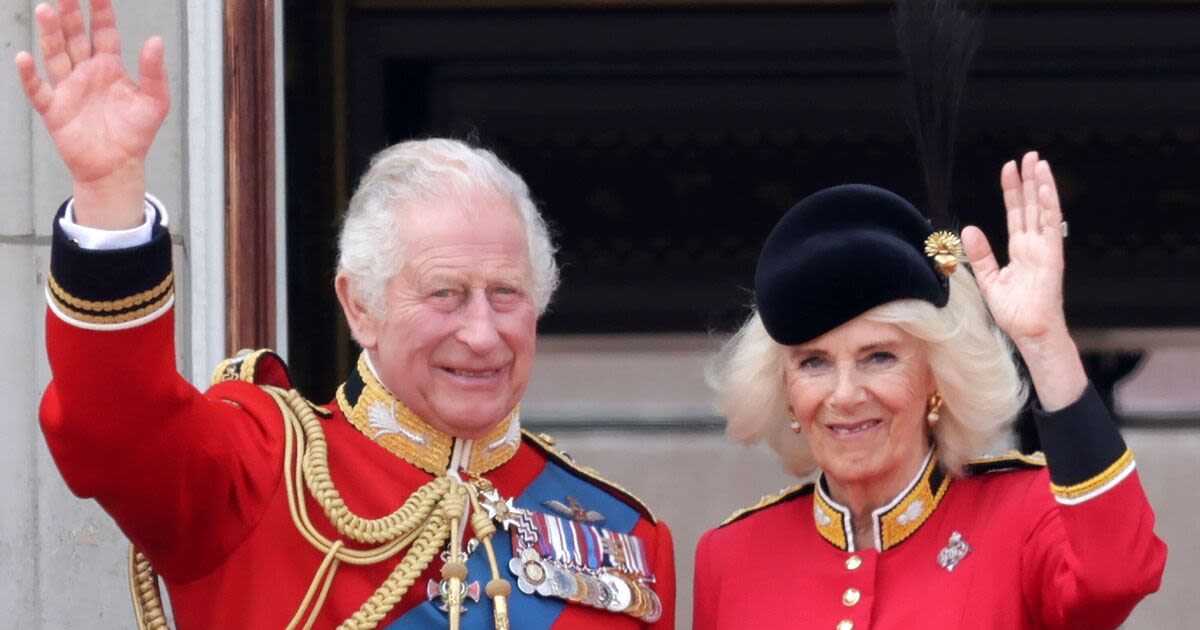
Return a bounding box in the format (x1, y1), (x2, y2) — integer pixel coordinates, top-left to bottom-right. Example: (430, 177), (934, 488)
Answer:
(788, 407), (801, 433)
(927, 392), (944, 427)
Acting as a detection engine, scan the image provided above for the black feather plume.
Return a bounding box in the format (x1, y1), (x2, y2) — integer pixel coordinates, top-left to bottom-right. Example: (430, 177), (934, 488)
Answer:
(894, 0), (983, 226)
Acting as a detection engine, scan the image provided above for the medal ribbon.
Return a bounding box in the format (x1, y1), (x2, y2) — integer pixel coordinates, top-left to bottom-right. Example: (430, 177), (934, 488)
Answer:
(565, 519), (583, 568)
(506, 504), (656, 580)
(581, 524), (601, 570)
(630, 534), (646, 576)
(550, 514), (573, 566)
(534, 513), (557, 561)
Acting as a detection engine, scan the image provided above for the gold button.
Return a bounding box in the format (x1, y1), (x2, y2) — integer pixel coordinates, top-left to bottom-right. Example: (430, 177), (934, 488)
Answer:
(843, 588), (861, 606)
(845, 555), (862, 570)
(837, 620), (854, 630)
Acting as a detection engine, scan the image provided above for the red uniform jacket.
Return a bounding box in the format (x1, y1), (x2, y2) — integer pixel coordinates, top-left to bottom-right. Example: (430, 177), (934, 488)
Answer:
(40, 201), (676, 629)
(694, 388), (1166, 630)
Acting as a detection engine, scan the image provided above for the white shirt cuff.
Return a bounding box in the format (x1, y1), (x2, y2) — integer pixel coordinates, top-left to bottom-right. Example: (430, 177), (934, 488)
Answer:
(58, 194), (168, 250)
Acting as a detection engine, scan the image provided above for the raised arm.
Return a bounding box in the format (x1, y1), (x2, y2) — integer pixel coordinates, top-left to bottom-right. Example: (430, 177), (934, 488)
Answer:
(14, 0), (169, 228)
(20, 2), (289, 584)
(965, 152), (1166, 628)
(961, 151), (1088, 410)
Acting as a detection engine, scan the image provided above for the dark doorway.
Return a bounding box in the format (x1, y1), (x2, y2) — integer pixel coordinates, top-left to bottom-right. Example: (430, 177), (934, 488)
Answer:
(285, 1), (1200, 398)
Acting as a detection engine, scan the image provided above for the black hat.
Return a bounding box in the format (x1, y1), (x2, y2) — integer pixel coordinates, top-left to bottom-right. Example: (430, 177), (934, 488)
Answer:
(754, 184), (954, 345)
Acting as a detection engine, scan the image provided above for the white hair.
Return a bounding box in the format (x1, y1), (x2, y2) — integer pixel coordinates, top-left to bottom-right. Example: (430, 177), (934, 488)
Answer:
(709, 269), (1029, 478)
(337, 138), (559, 317)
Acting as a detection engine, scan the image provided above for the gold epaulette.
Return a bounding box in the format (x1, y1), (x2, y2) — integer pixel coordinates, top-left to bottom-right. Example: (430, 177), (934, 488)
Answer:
(521, 430), (658, 524)
(210, 348), (290, 386)
(210, 349), (330, 418)
(720, 482), (815, 528)
(964, 450), (1047, 475)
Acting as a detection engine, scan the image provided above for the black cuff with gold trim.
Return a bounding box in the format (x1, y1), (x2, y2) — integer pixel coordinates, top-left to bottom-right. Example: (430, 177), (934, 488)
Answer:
(1034, 382), (1130, 496)
(48, 198), (173, 326)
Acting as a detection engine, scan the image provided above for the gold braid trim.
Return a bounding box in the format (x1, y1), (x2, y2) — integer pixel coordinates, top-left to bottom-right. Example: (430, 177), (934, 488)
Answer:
(879, 459), (951, 550)
(48, 272), (174, 313)
(720, 483), (815, 528)
(126, 386), (469, 630)
(53, 290), (173, 325)
(270, 385), (460, 629)
(1050, 448), (1135, 500)
(466, 483), (512, 630)
(296, 398), (453, 546)
(966, 450), (1046, 471)
(211, 349), (272, 386)
(335, 494), (457, 630)
(811, 486), (850, 551)
(129, 547), (168, 630)
(336, 355), (520, 476)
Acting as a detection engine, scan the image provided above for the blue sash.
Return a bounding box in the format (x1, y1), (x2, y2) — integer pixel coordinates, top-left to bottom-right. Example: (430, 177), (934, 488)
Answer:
(384, 459), (641, 629)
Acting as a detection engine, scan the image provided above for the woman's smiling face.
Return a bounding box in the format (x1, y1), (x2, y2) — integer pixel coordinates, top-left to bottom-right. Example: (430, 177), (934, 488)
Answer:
(784, 315), (936, 492)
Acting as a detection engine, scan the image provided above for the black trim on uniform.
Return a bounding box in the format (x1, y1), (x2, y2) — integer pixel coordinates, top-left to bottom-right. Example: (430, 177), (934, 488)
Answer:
(212, 349), (296, 389)
(928, 460), (946, 492)
(342, 363), (366, 409)
(964, 454), (1044, 476)
(49, 198), (172, 304)
(1034, 382), (1127, 489)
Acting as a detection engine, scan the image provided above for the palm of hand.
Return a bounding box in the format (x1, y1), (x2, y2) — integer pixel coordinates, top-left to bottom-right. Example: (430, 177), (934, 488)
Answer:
(963, 154), (1068, 347)
(977, 231), (1065, 344)
(43, 53), (168, 184)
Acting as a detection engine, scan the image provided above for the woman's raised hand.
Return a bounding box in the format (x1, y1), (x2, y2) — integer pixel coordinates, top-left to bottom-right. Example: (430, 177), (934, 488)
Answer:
(962, 151), (1087, 410)
(14, 0), (170, 229)
(962, 151), (1068, 347)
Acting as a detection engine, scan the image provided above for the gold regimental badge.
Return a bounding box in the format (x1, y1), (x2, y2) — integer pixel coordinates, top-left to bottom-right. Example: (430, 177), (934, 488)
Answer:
(924, 230), (964, 277)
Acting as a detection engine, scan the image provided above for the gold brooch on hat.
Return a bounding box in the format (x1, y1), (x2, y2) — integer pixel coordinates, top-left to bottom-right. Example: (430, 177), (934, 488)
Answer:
(924, 231), (964, 277)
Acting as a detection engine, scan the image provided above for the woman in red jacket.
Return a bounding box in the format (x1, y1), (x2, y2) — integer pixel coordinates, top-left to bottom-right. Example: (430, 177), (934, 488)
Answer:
(695, 155), (1166, 630)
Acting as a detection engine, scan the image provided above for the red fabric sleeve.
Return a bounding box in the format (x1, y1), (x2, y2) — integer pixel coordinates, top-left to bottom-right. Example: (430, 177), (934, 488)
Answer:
(40, 308), (286, 583)
(1019, 470), (1166, 629)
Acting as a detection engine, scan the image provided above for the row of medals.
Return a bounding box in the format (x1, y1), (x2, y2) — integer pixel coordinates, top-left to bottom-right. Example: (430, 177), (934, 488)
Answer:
(474, 483), (664, 623)
(509, 546), (663, 622)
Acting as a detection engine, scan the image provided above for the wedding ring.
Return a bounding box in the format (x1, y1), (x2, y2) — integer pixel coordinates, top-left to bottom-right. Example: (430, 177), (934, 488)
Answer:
(1061, 220), (1069, 239)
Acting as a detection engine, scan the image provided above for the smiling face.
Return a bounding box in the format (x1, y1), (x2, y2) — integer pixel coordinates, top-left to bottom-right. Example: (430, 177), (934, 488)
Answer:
(338, 187), (537, 439)
(784, 315), (935, 499)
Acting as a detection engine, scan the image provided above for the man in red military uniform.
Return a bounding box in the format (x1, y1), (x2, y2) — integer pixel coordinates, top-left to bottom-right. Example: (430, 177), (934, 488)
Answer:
(18, 1), (674, 628)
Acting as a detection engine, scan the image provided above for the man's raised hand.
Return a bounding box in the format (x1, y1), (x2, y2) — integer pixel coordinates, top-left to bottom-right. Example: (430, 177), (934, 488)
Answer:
(14, 0), (170, 229)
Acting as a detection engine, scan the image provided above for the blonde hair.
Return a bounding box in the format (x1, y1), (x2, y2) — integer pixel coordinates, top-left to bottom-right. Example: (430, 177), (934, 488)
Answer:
(710, 269), (1028, 478)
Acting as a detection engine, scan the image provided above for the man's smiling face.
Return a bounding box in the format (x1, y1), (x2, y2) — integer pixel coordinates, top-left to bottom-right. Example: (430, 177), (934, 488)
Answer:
(357, 188), (537, 438)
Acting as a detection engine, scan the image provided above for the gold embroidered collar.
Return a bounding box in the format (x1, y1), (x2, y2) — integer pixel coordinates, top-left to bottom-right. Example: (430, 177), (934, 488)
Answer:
(335, 354), (521, 476)
(812, 448), (951, 552)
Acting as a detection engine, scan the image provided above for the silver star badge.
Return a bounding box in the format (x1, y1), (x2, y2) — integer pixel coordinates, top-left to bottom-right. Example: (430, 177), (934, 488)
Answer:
(479, 488), (521, 530)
